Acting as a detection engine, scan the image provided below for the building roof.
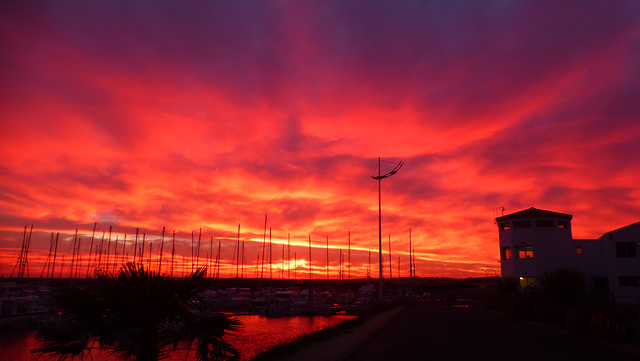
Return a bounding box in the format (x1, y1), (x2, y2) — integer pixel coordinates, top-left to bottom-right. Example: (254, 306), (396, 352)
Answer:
(599, 221), (640, 239)
(495, 207), (573, 222)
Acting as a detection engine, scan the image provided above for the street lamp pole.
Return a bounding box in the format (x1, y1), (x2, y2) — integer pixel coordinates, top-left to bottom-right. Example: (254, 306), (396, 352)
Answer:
(371, 157), (404, 303)
(377, 158), (383, 302)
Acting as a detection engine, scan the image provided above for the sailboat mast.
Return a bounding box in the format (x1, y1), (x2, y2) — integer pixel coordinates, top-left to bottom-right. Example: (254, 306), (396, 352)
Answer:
(75, 237), (82, 278)
(230, 233), (237, 279)
(52, 233), (59, 278)
(70, 229), (78, 278)
(326, 236), (329, 280)
(42, 233), (54, 279)
(412, 248), (416, 280)
(25, 225), (33, 278)
(269, 228), (272, 282)
(122, 234), (127, 266)
(86, 223), (96, 277)
(113, 235), (119, 271)
(134, 228), (139, 264)
(308, 235), (312, 280)
(216, 240), (221, 279)
(348, 231), (351, 281)
(106, 226), (112, 272)
(367, 249), (371, 279)
(339, 249), (342, 280)
(197, 228), (202, 269)
(241, 236), (245, 281)
(409, 228), (413, 281)
(287, 233), (291, 280)
(209, 236), (215, 278)
(148, 241), (153, 269)
(388, 234), (392, 279)
(171, 231), (175, 277)
(141, 232), (146, 266)
(260, 214), (267, 280)
(191, 231), (195, 273)
(159, 227), (165, 274)
(13, 226), (26, 279)
(236, 223), (240, 279)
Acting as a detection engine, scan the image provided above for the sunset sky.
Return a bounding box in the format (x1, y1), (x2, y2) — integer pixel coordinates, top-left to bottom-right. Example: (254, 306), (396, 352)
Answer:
(1, 1), (639, 279)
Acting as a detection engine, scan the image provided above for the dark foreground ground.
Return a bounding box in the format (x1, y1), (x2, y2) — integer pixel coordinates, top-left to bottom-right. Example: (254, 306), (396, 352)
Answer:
(343, 302), (639, 361)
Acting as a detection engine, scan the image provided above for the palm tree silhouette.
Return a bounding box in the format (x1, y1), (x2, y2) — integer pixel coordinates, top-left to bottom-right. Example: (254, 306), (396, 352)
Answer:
(33, 263), (241, 361)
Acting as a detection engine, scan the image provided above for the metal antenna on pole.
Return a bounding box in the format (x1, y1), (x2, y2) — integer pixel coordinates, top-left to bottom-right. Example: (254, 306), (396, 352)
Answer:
(371, 157), (404, 302)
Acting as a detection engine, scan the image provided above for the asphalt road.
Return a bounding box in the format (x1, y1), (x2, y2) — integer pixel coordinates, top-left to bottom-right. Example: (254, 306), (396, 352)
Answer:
(343, 302), (638, 361)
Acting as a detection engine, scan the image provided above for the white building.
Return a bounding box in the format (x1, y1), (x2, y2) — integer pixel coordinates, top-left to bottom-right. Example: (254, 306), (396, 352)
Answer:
(496, 207), (640, 304)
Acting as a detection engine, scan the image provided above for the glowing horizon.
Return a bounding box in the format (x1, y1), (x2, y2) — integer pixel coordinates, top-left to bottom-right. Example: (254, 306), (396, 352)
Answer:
(1, 1), (640, 279)
(1, 222), (436, 279)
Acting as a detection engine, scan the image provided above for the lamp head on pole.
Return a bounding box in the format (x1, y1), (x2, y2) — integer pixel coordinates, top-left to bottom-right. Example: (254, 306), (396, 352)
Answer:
(371, 160), (404, 180)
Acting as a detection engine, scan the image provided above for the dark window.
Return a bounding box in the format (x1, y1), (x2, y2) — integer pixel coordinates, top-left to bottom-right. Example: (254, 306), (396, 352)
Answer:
(516, 245), (533, 259)
(502, 247), (512, 260)
(499, 222), (511, 231)
(576, 246), (582, 255)
(616, 242), (637, 258)
(536, 219), (554, 227)
(619, 276), (640, 287)
(513, 220), (532, 229)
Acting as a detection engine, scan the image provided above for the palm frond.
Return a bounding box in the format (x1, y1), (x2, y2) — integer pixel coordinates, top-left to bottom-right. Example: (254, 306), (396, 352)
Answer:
(32, 263), (242, 361)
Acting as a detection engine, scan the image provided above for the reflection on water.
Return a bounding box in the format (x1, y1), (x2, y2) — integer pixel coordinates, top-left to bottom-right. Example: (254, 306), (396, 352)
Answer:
(229, 315), (355, 358)
(0, 314), (355, 361)
(0, 330), (41, 361)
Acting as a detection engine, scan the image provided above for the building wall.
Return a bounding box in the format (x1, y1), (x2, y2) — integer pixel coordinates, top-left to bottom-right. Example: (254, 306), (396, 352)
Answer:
(498, 215), (573, 285)
(601, 223), (640, 304)
(572, 239), (606, 280)
(497, 209), (640, 304)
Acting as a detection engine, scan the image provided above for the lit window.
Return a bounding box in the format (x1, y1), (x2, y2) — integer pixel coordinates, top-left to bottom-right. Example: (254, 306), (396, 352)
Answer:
(535, 219), (554, 227)
(499, 222), (511, 231)
(576, 246), (582, 255)
(502, 247), (512, 260)
(616, 242), (637, 258)
(558, 220), (570, 229)
(517, 245), (533, 259)
(619, 276), (640, 287)
(519, 277), (535, 288)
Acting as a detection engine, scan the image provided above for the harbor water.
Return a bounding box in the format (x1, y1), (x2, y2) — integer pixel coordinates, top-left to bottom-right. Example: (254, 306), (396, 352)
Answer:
(0, 314), (356, 361)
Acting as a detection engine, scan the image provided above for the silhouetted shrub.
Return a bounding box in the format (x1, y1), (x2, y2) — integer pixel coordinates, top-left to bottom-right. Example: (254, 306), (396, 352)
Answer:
(485, 270), (619, 337)
(588, 276), (611, 306)
(536, 269), (587, 326)
(538, 268), (586, 305)
(483, 277), (534, 319)
(590, 306), (640, 343)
